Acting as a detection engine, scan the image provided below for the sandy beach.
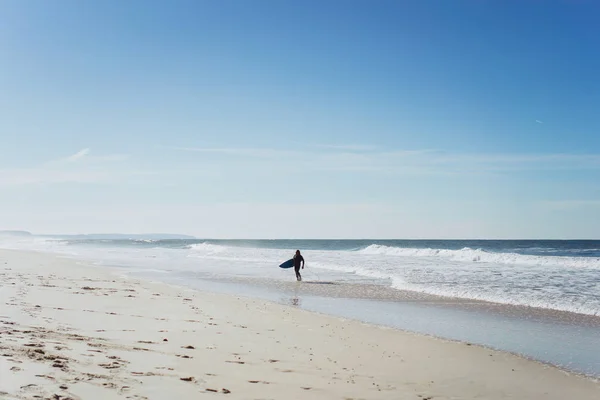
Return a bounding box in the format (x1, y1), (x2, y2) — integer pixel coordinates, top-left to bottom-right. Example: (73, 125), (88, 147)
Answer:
(1, 249), (598, 400)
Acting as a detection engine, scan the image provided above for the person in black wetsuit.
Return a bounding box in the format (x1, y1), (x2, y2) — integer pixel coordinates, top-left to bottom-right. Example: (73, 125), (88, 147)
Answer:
(293, 250), (305, 281)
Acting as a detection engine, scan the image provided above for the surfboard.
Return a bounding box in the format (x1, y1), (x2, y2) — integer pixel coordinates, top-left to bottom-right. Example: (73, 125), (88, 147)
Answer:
(279, 259), (294, 269)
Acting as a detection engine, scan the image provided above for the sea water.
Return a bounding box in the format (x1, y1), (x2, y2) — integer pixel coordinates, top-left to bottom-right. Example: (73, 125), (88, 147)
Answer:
(4, 237), (599, 316)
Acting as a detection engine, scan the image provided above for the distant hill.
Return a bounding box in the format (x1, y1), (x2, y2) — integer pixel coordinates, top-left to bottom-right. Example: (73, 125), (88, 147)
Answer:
(0, 230), (32, 236)
(43, 233), (196, 240)
(0, 231), (195, 240)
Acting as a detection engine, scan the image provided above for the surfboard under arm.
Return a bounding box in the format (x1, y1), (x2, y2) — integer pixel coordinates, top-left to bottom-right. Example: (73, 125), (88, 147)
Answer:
(279, 259), (294, 269)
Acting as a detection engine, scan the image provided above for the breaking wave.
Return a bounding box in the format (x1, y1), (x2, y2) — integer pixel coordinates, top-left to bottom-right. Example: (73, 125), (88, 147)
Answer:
(358, 244), (600, 269)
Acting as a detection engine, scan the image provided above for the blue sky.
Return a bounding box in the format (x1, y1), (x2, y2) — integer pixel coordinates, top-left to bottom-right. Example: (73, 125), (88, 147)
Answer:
(1, 0), (599, 238)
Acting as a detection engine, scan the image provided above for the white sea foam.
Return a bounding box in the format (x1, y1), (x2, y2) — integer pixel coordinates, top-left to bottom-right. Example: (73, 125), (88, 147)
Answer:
(359, 244), (600, 269)
(187, 242), (227, 254)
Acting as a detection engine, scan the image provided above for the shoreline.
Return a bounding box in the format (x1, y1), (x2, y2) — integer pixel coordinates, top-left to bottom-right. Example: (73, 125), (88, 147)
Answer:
(1, 249), (600, 399)
(129, 271), (600, 379)
(190, 273), (600, 323)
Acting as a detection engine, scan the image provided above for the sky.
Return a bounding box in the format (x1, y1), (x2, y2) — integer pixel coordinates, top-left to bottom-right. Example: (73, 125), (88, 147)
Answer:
(1, 0), (599, 239)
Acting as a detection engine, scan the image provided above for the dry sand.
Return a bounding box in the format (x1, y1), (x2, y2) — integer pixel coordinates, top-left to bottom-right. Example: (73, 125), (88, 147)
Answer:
(0, 249), (598, 399)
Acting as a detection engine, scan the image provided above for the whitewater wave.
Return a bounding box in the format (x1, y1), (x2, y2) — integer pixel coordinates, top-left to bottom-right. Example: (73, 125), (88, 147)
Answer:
(358, 244), (600, 269)
(389, 278), (600, 316)
(186, 242), (227, 254)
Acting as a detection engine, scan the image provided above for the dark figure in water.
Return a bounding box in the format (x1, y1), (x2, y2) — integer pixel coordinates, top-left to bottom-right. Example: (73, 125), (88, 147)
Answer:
(293, 250), (305, 281)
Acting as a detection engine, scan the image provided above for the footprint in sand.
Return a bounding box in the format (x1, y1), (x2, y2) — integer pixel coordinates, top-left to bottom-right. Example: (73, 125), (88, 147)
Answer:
(99, 362), (122, 369)
(35, 374), (56, 381)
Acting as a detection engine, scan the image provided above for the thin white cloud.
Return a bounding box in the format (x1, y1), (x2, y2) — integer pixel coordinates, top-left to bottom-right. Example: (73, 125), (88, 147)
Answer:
(46, 149), (129, 167)
(85, 154), (130, 162)
(64, 148), (90, 162)
(0, 166), (149, 187)
(1, 150), (132, 187)
(536, 120), (543, 124)
(170, 146), (432, 159)
(169, 147), (279, 156)
(169, 145), (600, 174)
(311, 143), (377, 152)
(0, 168), (110, 186)
(168, 146), (300, 160)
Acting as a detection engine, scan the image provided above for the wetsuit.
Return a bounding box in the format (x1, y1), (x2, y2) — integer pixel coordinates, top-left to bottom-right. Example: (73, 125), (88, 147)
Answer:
(293, 254), (304, 281)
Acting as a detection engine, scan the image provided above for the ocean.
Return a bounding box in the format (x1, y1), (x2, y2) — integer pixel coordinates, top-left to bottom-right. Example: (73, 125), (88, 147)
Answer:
(4, 237), (599, 316)
(2, 236), (599, 377)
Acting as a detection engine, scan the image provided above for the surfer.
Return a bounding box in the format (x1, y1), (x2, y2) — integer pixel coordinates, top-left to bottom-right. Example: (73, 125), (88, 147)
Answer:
(293, 250), (305, 281)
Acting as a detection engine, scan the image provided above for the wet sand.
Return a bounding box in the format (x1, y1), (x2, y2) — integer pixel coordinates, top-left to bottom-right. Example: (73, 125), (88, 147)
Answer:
(211, 275), (600, 328)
